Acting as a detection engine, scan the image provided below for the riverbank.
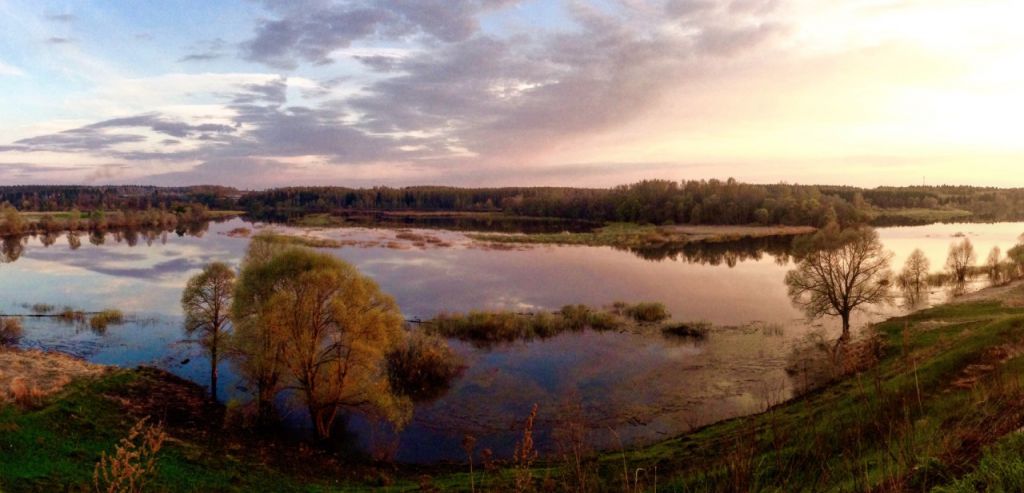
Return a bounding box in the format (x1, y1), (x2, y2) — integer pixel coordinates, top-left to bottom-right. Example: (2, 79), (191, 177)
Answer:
(590, 280), (1024, 491)
(5, 281), (1024, 491)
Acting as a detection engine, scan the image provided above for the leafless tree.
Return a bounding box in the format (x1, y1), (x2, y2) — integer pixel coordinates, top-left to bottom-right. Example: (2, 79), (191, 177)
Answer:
(786, 225), (893, 339)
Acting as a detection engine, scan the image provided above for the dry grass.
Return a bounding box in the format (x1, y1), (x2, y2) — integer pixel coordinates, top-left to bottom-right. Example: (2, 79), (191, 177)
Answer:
(0, 348), (108, 405)
(0, 317), (22, 346)
(94, 416), (167, 493)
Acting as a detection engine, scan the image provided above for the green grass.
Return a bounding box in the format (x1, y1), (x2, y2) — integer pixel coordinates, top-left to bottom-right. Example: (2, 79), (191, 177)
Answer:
(869, 207), (974, 225)
(570, 288), (1024, 492)
(468, 222), (682, 248)
(468, 222), (815, 250)
(0, 369), (379, 492)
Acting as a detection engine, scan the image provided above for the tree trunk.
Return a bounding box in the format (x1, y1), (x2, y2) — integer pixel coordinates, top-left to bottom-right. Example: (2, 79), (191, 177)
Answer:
(210, 345), (218, 402)
(840, 311), (851, 340)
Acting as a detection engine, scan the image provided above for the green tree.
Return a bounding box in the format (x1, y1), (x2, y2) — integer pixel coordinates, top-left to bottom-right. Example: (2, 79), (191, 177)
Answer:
(785, 224), (893, 338)
(231, 241), (410, 437)
(181, 262), (236, 401)
(1, 203), (25, 236)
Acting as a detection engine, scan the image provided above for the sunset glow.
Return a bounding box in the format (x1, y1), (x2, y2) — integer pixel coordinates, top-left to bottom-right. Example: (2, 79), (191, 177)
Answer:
(1, 0), (1022, 187)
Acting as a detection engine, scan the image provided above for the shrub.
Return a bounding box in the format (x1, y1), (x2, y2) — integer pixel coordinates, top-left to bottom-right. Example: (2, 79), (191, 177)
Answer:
(662, 321), (711, 339)
(89, 309), (125, 332)
(623, 302), (670, 323)
(0, 317), (22, 346)
(30, 303), (55, 314)
(387, 332), (464, 402)
(58, 307), (86, 324)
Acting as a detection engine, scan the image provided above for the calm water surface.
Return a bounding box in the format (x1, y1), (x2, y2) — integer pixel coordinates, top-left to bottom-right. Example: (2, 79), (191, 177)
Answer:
(2, 219), (1021, 462)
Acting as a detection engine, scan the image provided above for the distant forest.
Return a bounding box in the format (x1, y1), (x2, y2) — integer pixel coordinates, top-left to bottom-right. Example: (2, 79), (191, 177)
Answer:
(3, 180), (1024, 227)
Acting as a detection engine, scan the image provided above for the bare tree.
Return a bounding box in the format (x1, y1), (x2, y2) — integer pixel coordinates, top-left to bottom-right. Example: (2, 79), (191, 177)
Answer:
(986, 246), (1004, 285)
(946, 237), (976, 285)
(899, 249), (930, 292)
(181, 262), (235, 401)
(786, 225), (893, 339)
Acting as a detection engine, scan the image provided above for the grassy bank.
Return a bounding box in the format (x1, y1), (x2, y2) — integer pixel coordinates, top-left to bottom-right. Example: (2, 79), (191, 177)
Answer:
(0, 361), (399, 492)
(583, 282), (1024, 492)
(467, 223), (815, 250)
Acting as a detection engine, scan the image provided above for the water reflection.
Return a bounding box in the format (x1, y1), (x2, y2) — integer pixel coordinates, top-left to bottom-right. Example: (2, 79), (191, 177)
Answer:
(620, 234), (796, 264)
(1, 219), (1022, 463)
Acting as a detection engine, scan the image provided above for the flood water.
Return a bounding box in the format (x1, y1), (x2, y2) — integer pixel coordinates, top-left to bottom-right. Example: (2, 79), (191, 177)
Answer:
(2, 219), (1021, 462)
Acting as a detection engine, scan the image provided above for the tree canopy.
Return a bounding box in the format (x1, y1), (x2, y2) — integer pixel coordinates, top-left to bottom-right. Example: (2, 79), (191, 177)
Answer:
(230, 239), (410, 438)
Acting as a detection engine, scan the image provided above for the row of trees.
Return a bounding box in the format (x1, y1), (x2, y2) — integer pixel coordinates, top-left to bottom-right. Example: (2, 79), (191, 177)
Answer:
(7, 181), (1024, 227)
(181, 234), (440, 440)
(0, 185), (238, 212)
(240, 179), (871, 227)
(0, 202), (214, 237)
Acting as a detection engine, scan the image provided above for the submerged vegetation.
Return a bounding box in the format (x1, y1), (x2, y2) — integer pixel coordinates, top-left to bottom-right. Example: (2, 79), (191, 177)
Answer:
(88, 309), (125, 332)
(386, 331), (464, 402)
(424, 302), (696, 347)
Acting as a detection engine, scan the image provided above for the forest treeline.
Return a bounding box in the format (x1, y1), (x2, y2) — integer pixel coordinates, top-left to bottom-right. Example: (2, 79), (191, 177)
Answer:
(5, 180), (1024, 227)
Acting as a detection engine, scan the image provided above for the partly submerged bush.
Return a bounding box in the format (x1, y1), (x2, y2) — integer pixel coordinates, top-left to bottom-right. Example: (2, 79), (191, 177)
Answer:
(58, 307), (87, 324)
(622, 302), (670, 323)
(387, 332), (464, 402)
(427, 304), (632, 346)
(662, 321), (711, 339)
(89, 309), (125, 332)
(30, 303), (55, 314)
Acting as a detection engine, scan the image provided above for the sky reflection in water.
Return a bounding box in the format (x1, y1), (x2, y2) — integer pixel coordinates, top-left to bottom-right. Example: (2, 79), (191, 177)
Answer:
(2, 219), (1022, 462)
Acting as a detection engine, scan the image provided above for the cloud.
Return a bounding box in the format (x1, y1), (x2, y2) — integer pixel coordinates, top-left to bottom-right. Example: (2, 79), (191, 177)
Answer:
(0, 60), (24, 77)
(44, 13), (76, 23)
(46, 37), (74, 44)
(1, 0), (791, 186)
(178, 38), (229, 63)
(240, 0), (522, 69)
(349, 0), (785, 160)
(4, 113), (236, 155)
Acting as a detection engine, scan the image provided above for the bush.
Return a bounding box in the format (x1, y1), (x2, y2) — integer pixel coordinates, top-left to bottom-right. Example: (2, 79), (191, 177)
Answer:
(387, 332), (464, 402)
(662, 321), (711, 339)
(58, 307), (86, 324)
(30, 303), (55, 314)
(89, 309), (125, 332)
(0, 317), (22, 346)
(623, 302), (670, 323)
(430, 308), (628, 345)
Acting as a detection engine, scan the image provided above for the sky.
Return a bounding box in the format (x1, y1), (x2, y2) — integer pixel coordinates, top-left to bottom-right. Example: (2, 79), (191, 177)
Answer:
(0, 0), (1022, 189)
